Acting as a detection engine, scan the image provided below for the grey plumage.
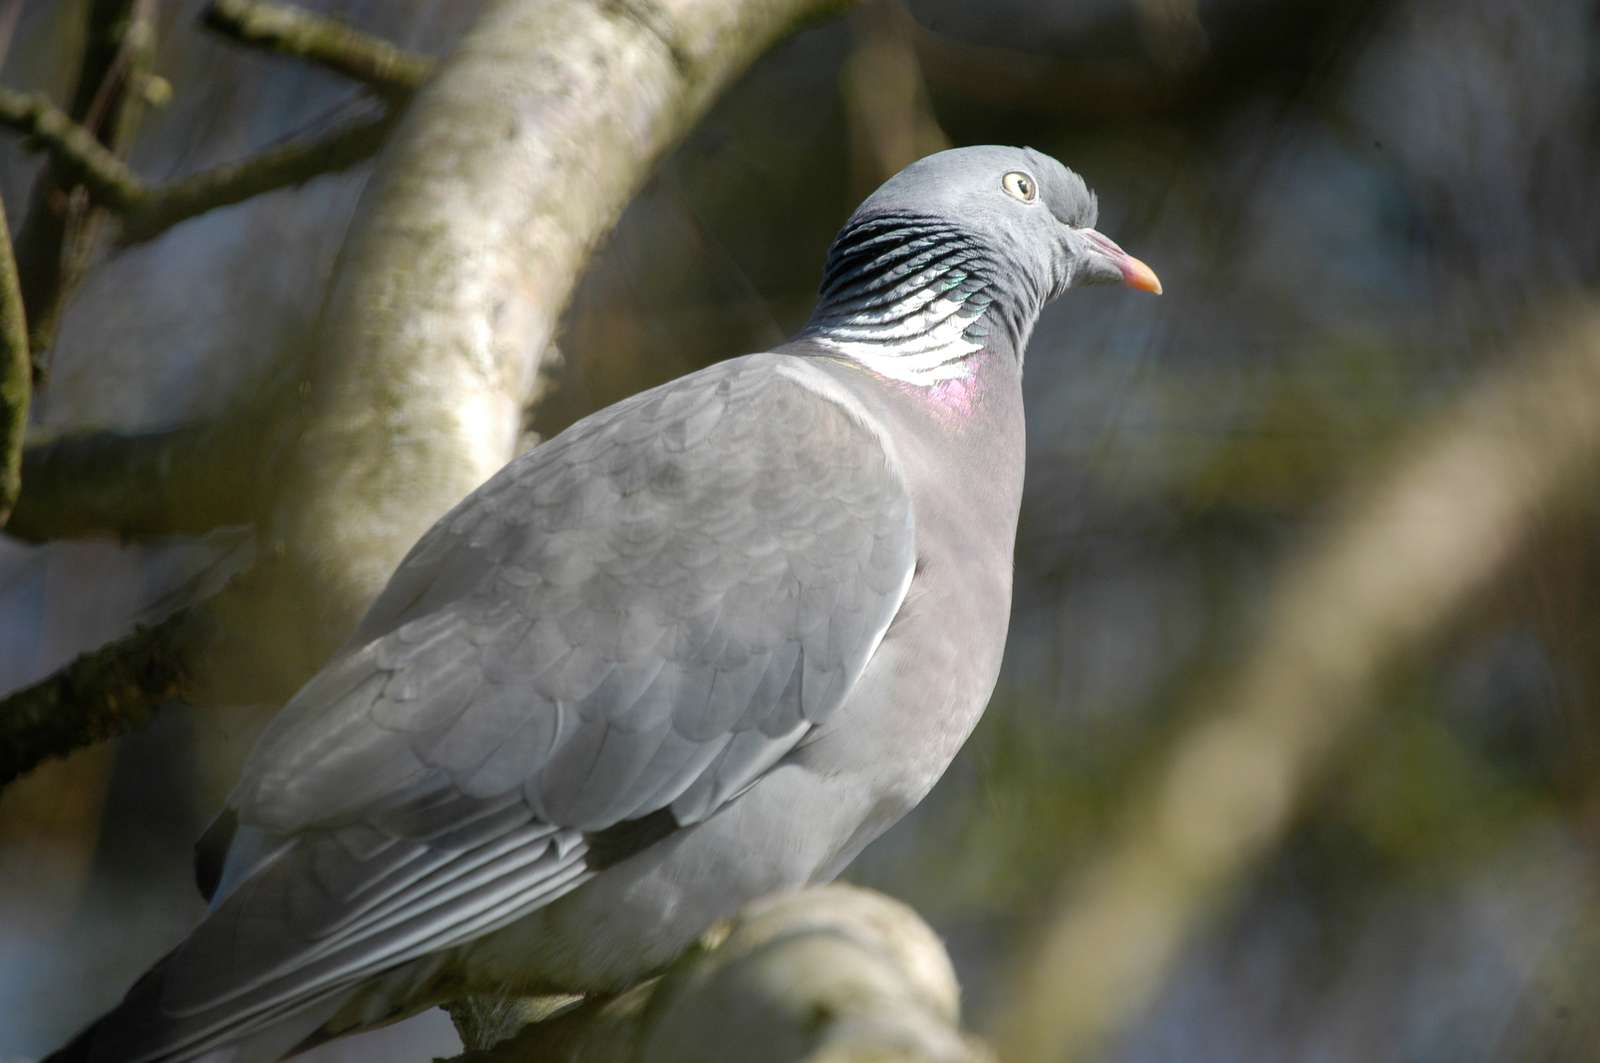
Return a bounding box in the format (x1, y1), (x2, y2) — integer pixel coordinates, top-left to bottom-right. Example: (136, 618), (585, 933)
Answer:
(51, 145), (1157, 1063)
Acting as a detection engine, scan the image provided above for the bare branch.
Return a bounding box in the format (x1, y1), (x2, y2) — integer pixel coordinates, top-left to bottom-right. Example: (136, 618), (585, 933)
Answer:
(996, 306), (1600, 1062)
(201, 0), (434, 99)
(0, 547), (285, 792)
(4, 419), (268, 542)
(0, 581), (221, 789)
(0, 83), (398, 250)
(0, 3), (424, 256)
(0, 191), (29, 526)
(0, 87), (144, 212)
(119, 109), (397, 245)
(12, 0), (156, 373)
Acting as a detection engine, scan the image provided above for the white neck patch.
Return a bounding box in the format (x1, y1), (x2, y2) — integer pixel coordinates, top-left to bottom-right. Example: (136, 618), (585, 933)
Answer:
(810, 294), (984, 386)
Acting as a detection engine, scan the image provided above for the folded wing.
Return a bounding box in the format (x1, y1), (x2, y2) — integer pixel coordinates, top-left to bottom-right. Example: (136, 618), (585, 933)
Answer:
(110, 356), (915, 1061)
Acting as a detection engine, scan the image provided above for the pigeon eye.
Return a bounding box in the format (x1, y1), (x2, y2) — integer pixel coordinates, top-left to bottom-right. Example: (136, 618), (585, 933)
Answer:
(1001, 171), (1037, 203)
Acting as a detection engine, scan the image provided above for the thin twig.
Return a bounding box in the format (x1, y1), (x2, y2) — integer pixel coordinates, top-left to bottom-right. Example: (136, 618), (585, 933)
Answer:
(0, 84), (402, 248)
(120, 108), (398, 245)
(12, 0), (155, 377)
(201, 0), (434, 99)
(0, 2), (425, 323)
(0, 87), (144, 212)
(0, 191), (29, 527)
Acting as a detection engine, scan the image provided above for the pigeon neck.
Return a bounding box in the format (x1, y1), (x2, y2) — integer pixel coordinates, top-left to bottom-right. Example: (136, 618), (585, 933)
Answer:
(802, 211), (1035, 386)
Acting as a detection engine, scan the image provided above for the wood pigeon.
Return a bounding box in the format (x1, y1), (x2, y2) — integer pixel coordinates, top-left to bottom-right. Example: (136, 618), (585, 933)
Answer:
(51, 144), (1159, 1062)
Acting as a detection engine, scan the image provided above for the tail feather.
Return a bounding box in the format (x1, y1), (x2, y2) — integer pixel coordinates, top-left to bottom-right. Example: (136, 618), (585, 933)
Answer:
(40, 954), (345, 1063)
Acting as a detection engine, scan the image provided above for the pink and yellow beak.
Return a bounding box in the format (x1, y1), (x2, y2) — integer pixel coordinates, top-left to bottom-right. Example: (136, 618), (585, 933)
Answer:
(1115, 251), (1163, 295)
(1082, 228), (1163, 295)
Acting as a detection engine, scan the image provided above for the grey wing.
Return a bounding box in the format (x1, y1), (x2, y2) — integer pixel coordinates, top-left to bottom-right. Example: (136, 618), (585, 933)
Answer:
(247, 353), (915, 830)
(127, 356), (915, 1060)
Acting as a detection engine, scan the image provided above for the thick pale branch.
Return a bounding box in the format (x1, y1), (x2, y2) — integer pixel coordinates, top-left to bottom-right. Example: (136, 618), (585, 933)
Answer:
(997, 307), (1600, 1061)
(446, 886), (986, 1063)
(0, 192), (28, 526)
(274, 0), (859, 657)
(201, 0), (435, 99)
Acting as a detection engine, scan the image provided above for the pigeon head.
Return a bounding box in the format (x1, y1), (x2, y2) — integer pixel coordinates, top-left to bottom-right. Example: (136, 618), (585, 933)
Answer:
(806, 145), (1159, 385)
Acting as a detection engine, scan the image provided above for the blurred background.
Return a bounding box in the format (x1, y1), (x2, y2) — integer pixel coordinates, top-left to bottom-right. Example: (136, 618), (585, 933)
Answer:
(3, 0), (1599, 1059)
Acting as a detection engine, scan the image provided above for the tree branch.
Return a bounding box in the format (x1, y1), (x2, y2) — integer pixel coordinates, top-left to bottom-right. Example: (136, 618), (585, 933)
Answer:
(201, 0), (434, 100)
(0, 546), (282, 792)
(118, 109), (398, 245)
(442, 886), (987, 1063)
(996, 306), (1600, 1061)
(0, 85), (402, 250)
(272, 0), (859, 658)
(12, 0), (156, 375)
(0, 3), (429, 256)
(0, 190), (29, 527)
(0, 86), (144, 212)
(4, 418), (268, 542)
(0, 580), (222, 789)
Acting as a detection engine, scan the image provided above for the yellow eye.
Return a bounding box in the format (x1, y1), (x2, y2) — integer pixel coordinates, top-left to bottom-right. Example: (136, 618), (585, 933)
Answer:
(1001, 170), (1037, 203)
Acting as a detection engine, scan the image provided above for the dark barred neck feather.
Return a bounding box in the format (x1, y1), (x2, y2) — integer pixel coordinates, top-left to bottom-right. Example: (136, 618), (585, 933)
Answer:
(803, 212), (1015, 385)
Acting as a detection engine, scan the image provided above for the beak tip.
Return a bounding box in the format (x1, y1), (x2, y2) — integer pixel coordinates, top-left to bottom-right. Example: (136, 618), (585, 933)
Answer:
(1122, 256), (1163, 296)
